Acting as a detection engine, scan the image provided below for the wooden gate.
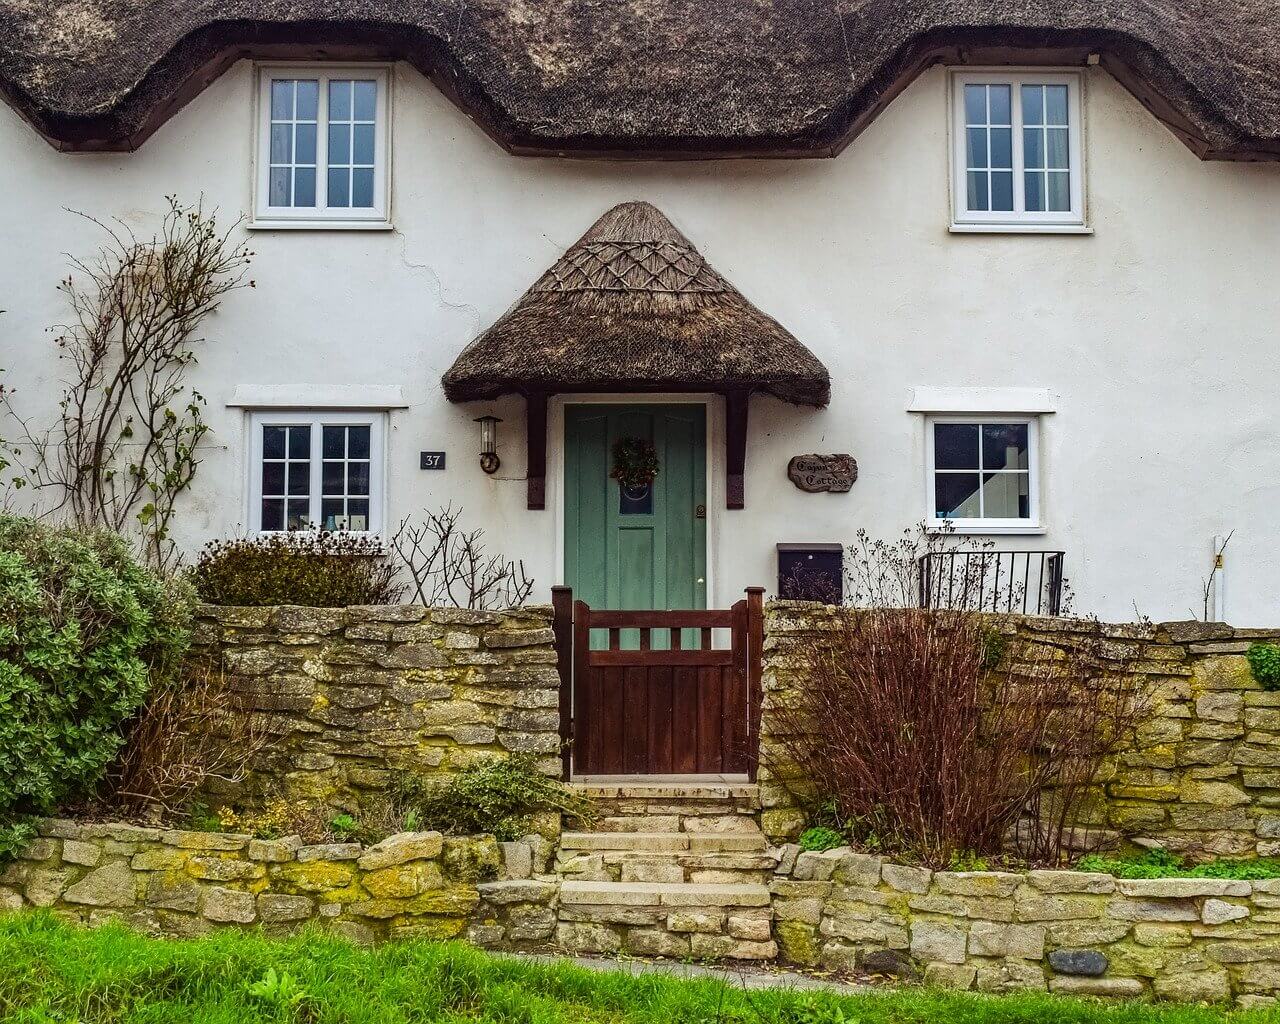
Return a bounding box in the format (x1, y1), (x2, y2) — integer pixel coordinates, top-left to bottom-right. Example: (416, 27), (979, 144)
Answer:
(551, 587), (764, 779)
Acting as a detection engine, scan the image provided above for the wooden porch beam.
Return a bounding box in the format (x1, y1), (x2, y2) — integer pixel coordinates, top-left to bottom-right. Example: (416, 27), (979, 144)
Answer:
(527, 391), (547, 510)
(725, 390), (749, 509)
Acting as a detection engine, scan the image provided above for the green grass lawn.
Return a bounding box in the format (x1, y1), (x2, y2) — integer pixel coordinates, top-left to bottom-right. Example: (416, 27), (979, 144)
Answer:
(0, 912), (1272, 1024)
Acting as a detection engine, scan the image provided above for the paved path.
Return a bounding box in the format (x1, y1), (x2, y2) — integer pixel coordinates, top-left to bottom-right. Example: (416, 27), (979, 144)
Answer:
(513, 952), (871, 994)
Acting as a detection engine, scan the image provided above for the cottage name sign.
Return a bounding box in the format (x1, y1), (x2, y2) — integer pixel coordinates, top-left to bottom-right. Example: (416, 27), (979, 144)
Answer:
(787, 454), (857, 493)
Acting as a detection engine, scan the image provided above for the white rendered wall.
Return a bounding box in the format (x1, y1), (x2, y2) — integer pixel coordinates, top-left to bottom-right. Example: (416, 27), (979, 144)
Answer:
(1, 64), (1278, 623)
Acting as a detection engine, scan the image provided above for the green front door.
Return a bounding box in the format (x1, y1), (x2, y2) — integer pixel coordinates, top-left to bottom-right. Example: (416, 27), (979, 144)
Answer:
(564, 404), (707, 617)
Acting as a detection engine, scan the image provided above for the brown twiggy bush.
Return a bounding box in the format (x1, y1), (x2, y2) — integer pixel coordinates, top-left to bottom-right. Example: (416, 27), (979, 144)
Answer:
(98, 658), (267, 819)
(770, 527), (1147, 867)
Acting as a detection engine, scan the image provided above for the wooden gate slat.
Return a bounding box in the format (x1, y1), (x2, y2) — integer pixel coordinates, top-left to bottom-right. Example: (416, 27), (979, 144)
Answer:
(672, 665), (699, 773)
(696, 666), (722, 773)
(624, 665), (648, 775)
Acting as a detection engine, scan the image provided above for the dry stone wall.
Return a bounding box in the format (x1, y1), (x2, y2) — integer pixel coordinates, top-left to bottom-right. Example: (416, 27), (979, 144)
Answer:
(770, 846), (1280, 1008)
(1, 819), (557, 949)
(192, 604), (561, 811)
(759, 602), (1280, 858)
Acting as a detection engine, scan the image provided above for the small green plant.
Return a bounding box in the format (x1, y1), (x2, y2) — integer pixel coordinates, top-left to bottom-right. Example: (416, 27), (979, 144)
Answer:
(798, 826), (845, 852)
(1247, 642), (1280, 691)
(189, 531), (404, 607)
(393, 753), (594, 842)
(185, 802), (223, 832)
(246, 967), (308, 1010)
(946, 850), (992, 872)
(1076, 848), (1280, 880)
(329, 814), (359, 838)
(980, 628), (1008, 670)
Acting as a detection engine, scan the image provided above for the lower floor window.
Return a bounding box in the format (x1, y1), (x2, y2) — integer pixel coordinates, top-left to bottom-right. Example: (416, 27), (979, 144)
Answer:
(249, 411), (383, 533)
(927, 416), (1040, 530)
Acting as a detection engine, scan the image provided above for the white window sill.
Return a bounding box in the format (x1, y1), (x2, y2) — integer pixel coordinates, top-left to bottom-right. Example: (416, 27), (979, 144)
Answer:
(929, 522), (1047, 536)
(248, 219), (395, 232)
(949, 222), (1093, 236)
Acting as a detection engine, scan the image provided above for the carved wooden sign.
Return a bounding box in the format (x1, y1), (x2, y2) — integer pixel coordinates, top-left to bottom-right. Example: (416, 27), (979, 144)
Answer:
(787, 454), (857, 493)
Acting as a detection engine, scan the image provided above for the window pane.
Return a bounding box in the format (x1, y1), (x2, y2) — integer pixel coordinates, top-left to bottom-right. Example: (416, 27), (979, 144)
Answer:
(934, 423), (980, 470)
(328, 123), (350, 165)
(329, 80), (352, 120)
(1022, 84), (1044, 125)
(966, 172), (988, 212)
(1045, 84), (1069, 125)
(353, 123), (375, 165)
(352, 168), (375, 208)
(263, 426), (286, 459)
(982, 424), (1029, 470)
(348, 498), (370, 523)
(989, 127), (1012, 169)
(295, 123), (317, 164)
(323, 426), (346, 459)
(270, 124), (292, 164)
(261, 499), (285, 531)
(982, 472), (1030, 518)
(288, 426), (311, 458)
(964, 84), (986, 125)
(322, 462), (344, 494)
(989, 84), (1011, 125)
(936, 474), (982, 519)
(347, 426), (370, 458)
(1047, 172), (1071, 212)
(321, 498), (345, 529)
(1024, 128), (1044, 169)
(271, 80), (294, 120)
(990, 171), (1014, 212)
(268, 167), (291, 207)
(286, 501), (310, 530)
(262, 461), (285, 495)
(1025, 172), (1045, 212)
(328, 168), (350, 208)
(293, 168), (316, 208)
(287, 462), (310, 496)
(966, 128), (987, 169)
(347, 462), (370, 496)
(295, 80), (319, 120)
(1046, 128), (1069, 170)
(353, 80), (377, 121)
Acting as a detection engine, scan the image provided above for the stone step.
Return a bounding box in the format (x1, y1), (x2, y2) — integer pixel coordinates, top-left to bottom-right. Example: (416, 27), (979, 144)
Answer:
(571, 782), (760, 802)
(560, 831), (767, 853)
(560, 880), (771, 909)
(571, 782), (763, 834)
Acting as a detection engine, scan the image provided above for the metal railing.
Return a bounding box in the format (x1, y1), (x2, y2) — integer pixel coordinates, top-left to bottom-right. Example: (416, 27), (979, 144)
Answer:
(917, 550), (1066, 617)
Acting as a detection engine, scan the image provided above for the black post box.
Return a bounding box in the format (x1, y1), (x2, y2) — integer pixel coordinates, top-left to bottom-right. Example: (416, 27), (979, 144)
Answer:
(777, 543), (843, 604)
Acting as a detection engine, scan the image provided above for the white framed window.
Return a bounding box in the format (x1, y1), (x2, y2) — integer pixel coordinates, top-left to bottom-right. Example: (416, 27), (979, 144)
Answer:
(950, 71), (1085, 231)
(253, 65), (391, 228)
(247, 411), (385, 533)
(925, 416), (1041, 533)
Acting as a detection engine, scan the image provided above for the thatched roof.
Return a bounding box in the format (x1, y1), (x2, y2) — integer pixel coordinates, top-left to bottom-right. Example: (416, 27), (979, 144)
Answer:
(441, 202), (830, 407)
(2, 2), (1278, 159)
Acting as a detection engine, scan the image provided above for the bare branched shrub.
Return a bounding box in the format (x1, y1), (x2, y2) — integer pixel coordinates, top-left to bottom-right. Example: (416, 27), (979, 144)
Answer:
(3, 197), (252, 570)
(770, 527), (1146, 867)
(97, 658), (267, 820)
(391, 504), (534, 610)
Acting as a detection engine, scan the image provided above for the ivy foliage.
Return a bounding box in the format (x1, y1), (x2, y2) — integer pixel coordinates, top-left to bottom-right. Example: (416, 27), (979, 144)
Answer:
(393, 754), (595, 842)
(0, 517), (193, 837)
(1247, 642), (1280, 691)
(1077, 847), (1280, 880)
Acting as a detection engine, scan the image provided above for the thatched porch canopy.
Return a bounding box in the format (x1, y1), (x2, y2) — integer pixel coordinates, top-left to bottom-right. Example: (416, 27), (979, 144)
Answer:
(442, 202), (830, 408)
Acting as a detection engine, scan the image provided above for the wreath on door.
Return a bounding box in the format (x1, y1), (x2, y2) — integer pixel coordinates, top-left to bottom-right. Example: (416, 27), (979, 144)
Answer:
(610, 438), (661, 490)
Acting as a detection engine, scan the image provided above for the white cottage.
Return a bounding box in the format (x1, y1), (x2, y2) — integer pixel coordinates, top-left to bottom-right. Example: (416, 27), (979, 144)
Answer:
(1, 2), (1279, 623)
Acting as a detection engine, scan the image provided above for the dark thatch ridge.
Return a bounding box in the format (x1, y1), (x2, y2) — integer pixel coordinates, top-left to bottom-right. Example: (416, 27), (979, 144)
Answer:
(1, 2), (1278, 159)
(441, 202), (831, 408)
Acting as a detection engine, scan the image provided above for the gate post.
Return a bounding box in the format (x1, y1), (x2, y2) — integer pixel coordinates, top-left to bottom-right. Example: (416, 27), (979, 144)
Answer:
(745, 587), (765, 782)
(551, 586), (574, 781)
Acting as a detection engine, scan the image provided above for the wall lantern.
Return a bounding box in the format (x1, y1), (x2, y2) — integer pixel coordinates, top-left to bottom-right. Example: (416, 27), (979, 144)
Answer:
(475, 415), (502, 474)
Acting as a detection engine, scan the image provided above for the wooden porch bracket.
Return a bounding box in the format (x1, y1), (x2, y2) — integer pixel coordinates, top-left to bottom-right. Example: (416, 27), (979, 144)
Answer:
(526, 392), (547, 510)
(551, 585), (573, 780)
(725, 390), (749, 510)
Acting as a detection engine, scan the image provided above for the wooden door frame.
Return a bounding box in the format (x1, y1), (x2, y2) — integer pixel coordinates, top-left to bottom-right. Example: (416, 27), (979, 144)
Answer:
(549, 394), (720, 608)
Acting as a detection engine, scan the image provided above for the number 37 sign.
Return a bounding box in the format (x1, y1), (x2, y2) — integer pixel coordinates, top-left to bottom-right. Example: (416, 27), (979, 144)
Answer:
(420, 452), (447, 470)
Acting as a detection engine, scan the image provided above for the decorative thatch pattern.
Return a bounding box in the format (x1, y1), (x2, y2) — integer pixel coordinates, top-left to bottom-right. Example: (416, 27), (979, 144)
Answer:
(1, 2), (1278, 159)
(441, 202), (830, 407)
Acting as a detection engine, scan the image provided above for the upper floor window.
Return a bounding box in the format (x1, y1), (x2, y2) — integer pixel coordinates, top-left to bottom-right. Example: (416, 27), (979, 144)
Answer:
(950, 71), (1085, 232)
(926, 416), (1041, 533)
(254, 66), (391, 228)
(248, 411), (385, 533)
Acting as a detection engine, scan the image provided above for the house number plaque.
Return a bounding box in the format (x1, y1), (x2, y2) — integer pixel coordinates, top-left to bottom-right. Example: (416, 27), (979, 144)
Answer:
(420, 452), (447, 470)
(787, 454), (857, 493)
